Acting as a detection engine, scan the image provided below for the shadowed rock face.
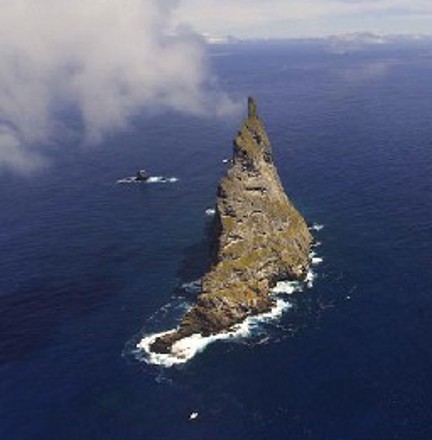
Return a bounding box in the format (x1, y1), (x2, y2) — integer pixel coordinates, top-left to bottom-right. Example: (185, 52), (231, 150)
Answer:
(151, 98), (313, 354)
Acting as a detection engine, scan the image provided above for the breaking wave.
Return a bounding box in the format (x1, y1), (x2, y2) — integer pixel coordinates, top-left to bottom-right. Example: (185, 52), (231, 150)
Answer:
(132, 246), (322, 368)
(180, 279), (202, 295)
(310, 250), (323, 266)
(147, 176), (178, 184)
(117, 176), (178, 184)
(135, 297), (291, 368)
(310, 223), (324, 231)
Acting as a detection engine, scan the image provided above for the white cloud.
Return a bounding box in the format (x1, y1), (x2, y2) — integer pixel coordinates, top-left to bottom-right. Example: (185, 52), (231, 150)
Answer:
(0, 0), (238, 173)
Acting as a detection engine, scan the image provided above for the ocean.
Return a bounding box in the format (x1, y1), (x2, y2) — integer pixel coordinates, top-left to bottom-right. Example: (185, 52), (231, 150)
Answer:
(1, 41), (431, 439)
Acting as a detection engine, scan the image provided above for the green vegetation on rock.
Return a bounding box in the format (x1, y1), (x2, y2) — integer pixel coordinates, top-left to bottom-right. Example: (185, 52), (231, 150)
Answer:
(150, 98), (313, 354)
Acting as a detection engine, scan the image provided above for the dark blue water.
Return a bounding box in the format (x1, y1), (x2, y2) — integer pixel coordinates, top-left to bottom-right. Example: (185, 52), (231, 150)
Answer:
(1, 42), (431, 440)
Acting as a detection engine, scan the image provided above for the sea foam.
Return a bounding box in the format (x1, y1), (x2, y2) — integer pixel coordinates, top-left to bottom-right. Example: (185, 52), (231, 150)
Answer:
(310, 250), (324, 266)
(146, 176), (178, 184)
(180, 279), (201, 295)
(136, 296), (292, 368)
(135, 266), (319, 367)
(134, 240), (323, 368)
(117, 176), (178, 184)
(310, 223), (324, 231)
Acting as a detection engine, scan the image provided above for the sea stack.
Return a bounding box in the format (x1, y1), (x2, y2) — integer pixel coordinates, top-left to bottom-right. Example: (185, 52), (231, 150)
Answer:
(151, 98), (313, 353)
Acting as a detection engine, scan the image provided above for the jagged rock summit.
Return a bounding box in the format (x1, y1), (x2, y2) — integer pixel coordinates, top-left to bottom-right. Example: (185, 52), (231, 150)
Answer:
(151, 98), (313, 353)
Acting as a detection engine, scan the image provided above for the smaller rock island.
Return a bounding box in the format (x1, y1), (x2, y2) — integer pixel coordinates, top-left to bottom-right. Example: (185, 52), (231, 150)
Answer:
(135, 170), (150, 181)
(151, 98), (313, 353)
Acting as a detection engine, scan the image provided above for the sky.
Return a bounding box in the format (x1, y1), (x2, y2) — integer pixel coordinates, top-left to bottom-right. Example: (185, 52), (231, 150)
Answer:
(0, 0), (430, 173)
(176, 0), (432, 39)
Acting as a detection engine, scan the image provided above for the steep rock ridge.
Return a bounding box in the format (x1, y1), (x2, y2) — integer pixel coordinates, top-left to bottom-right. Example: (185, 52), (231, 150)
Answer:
(151, 98), (313, 353)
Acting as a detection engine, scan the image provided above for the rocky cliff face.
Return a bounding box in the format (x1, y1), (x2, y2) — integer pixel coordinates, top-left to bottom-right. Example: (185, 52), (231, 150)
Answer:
(151, 98), (313, 354)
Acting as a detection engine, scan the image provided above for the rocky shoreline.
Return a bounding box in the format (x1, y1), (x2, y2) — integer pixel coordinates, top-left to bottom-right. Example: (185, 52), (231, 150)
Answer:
(151, 98), (313, 354)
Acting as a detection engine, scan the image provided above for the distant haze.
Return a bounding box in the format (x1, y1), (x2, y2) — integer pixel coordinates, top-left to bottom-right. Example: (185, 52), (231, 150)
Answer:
(0, 0), (238, 173)
(176, 0), (432, 39)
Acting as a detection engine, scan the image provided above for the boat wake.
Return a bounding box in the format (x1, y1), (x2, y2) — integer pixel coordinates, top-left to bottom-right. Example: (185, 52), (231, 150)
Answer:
(131, 242), (324, 368)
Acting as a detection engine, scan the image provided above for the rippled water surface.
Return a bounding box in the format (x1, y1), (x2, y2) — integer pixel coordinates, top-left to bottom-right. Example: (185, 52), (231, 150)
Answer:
(1, 42), (431, 440)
